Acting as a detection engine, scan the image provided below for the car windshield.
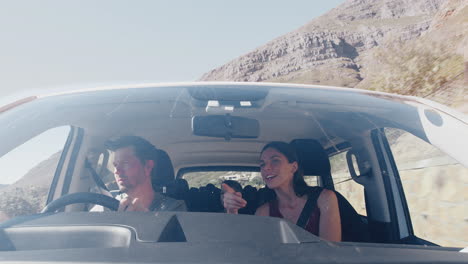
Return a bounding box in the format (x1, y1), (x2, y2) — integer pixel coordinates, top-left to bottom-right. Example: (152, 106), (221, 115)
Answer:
(0, 83), (466, 250)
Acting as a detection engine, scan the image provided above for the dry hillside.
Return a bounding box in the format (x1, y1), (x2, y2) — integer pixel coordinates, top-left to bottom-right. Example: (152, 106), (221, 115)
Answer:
(200, 0), (467, 112)
(0, 152), (59, 221)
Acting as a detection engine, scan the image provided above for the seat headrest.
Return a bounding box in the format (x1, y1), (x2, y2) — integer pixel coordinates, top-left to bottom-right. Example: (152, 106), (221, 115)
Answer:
(175, 178), (189, 191)
(290, 139), (331, 177)
(152, 149), (175, 188)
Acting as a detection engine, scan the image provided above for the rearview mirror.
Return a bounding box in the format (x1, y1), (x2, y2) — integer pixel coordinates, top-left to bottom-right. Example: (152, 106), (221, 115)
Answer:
(192, 114), (259, 140)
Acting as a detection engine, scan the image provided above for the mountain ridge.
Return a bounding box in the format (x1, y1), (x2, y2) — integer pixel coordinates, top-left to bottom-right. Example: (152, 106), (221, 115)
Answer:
(200, 0), (466, 110)
(200, 0), (445, 83)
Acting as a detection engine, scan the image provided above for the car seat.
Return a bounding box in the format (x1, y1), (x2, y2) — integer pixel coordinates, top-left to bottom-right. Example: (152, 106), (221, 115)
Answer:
(240, 185), (258, 215)
(290, 139), (334, 190)
(172, 178), (189, 201)
(290, 139), (371, 242)
(186, 187), (201, 211)
(152, 149), (176, 192)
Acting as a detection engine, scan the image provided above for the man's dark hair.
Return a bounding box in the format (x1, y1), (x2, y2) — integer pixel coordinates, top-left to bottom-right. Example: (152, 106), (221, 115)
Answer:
(105, 135), (159, 164)
(105, 135), (170, 190)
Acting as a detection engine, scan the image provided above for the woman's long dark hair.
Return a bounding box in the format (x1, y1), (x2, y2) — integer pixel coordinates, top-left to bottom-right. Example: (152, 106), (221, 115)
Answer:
(261, 141), (310, 198)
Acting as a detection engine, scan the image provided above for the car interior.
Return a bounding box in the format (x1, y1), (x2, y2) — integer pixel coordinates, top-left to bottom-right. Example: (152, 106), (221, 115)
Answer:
(0, 83), (466, 256)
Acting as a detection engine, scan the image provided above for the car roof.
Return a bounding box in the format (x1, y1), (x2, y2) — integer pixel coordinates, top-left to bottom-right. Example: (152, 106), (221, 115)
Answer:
(1, 82), (467, 170)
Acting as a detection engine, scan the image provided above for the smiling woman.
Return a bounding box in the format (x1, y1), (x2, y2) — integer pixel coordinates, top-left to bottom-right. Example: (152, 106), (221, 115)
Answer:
(223, 141), (342, 241)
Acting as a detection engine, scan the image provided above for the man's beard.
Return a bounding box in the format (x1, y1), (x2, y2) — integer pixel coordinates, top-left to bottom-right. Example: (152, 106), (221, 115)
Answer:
(117, 177), (131, 193)
(119, 185), (129, 193)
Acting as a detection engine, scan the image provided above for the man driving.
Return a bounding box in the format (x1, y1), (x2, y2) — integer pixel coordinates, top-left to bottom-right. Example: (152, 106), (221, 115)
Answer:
(105, 135), (186, 212)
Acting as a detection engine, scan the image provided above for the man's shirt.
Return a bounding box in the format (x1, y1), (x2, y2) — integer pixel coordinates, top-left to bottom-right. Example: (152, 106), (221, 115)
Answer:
(149, 192), (187, 211)
(91, 192), (187, 212)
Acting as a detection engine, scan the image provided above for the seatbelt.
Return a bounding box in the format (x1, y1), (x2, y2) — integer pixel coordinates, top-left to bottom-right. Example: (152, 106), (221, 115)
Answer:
(296, 188), (322, 229)
(84, 158), (110, 192)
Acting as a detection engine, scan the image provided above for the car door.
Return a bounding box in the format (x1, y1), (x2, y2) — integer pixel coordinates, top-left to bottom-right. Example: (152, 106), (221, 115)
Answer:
(372, 127), (467, 247)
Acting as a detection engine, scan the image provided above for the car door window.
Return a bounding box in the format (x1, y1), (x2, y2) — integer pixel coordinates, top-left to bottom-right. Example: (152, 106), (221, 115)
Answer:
(88, 149), (117, 193)
(384, 127), (467, 247)
(330, 150), (366, 216)
(0, 126), (71, 221)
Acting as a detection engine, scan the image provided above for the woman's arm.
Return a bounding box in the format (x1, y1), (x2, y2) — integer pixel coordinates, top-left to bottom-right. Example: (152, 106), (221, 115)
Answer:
(317, 189), (341, 242)
(221, 183), (247, 214)
(255, 203), (269, 216)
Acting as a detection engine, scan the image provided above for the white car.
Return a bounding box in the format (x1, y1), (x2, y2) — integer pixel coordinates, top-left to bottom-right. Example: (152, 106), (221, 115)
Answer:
(0, 82), (466, 263)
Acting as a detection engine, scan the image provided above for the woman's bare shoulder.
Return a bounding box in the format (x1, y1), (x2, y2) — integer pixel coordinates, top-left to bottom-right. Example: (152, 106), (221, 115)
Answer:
(317, 189), (338, 208)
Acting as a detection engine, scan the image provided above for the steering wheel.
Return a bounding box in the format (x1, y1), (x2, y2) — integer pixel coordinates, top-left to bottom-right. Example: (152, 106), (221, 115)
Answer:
(41, 192), (120, 213)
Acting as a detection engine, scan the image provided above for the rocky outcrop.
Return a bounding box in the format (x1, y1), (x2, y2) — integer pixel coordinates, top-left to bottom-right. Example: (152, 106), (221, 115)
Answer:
(355, 0), (467, 108)
(200, 0), (447, 86)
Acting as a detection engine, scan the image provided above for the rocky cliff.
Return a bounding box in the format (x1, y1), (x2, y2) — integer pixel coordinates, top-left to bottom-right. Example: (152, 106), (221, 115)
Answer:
(200, 0), (466, 109)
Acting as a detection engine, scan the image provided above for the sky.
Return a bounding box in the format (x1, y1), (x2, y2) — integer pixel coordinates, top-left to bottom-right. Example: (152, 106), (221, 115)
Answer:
(0, 0), (344, 105)
(0, 0), (347, 184)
